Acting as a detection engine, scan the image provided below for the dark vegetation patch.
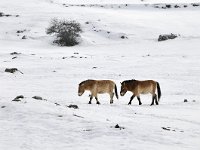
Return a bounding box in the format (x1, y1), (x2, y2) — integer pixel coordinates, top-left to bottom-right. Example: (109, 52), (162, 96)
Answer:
(46, 19), (82, 46)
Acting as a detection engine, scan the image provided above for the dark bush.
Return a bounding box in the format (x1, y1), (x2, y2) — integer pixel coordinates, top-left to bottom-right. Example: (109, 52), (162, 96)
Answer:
(46, 19), (82, 46)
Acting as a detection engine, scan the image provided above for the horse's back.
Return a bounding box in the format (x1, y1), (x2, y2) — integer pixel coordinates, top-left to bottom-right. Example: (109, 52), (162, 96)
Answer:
(96, 80), (115, 93)
(137, 80), (157, 94)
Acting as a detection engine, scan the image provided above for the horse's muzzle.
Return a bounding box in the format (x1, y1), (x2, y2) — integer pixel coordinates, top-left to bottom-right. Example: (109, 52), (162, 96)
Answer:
(78, 93), (82, 96)
(120, 92), (125, 96)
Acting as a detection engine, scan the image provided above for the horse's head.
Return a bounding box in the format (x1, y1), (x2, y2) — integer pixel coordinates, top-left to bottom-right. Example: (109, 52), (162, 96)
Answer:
(120, 81), (127, 96)
(78, 83), (85, 96)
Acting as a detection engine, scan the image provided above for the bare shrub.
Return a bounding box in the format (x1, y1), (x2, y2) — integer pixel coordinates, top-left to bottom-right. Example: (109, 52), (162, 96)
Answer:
(46, 19), (82, 46)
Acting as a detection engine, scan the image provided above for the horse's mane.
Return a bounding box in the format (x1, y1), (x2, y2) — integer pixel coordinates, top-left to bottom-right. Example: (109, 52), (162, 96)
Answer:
(79, 79), (94, 85)
(123, 79), (136, 84)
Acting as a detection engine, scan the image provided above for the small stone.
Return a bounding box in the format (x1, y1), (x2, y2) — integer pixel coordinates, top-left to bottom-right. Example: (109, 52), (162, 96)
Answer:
(184, 99), (188, 102)
(192, 100), (196, 102)
(12, 99), (21, 102)
(1, 106), (6, 108)
(5, 68), (18, 73)
(68, 104), (79, 109)
(114, 124), (125, 130)
(22, 35), (27, 39)
(115, 124), (120, 128)
(10, 52), (21, 55)
(12, 56), (17, 59)
(55, 102), (60, 106)
(15, 95), (24, 99)
(32, 96), (43, 100)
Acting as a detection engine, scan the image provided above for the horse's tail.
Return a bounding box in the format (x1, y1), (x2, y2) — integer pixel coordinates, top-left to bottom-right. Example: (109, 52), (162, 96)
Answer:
(157, 82), (161, 101)
(114, 84), (119, 99)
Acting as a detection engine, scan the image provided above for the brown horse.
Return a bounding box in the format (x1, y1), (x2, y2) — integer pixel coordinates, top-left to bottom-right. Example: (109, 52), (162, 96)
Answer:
(78, 79), (118, 104)
(120, 79), (161, 105)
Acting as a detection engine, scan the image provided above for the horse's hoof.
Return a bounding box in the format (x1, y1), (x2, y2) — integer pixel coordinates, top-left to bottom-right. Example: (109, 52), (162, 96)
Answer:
(88, 102), (92, 104)
(96, 102), (100, 105)
(150, 104), (154, 106)
(139, 103), (142, 105)
(128, 103), (131, 105)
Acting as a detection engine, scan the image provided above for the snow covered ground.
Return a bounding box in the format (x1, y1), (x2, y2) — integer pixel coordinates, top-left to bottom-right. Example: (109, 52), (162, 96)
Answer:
(0, 0), (200, 150)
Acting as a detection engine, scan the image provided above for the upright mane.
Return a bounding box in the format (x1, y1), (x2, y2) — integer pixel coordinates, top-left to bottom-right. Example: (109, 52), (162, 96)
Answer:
(79, 79), (94, 85)
(123, 79), (136, 84)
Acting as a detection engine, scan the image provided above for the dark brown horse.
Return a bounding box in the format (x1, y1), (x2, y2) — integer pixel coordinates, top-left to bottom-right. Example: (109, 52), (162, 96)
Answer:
(78, 80), (118, 104)
(120, 79), (161, 105)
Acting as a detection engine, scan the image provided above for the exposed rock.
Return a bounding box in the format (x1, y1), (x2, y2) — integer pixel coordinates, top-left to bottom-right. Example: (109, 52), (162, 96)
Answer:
(114, 124), (125, 130)
(55, 102), (60, 106)
(73, 114), (84, 118)
(121, 35), (128, 39)
(192, 3), (199, 7)
(162, 127), (170, 131)
(12, 95), (24, 102)
(5, 68), (23, 74)
(10, 52), (21, 55)
(184, 99), (188, 102)
(1, 106), (6, 108)
(158, 33), (178, 41)
(12, 56), (17, 59)
(22, 35), (27, 39)
(68, 104), (79, 109)
(32, 96), (43, 100)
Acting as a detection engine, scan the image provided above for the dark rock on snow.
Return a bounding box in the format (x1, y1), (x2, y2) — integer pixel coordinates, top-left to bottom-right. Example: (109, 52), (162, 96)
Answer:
(68, 104), (79, 109)
(12, 95), (24, 102)
(32, 96), (43, 100)
(158, 33), (178, 41)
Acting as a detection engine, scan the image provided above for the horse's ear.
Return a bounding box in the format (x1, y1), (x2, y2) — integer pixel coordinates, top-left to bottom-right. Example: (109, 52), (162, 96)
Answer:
(120, 82), (122, 84)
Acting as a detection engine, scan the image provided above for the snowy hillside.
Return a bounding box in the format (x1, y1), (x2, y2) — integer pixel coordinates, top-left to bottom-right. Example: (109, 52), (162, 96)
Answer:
(0, 0), (200, 150)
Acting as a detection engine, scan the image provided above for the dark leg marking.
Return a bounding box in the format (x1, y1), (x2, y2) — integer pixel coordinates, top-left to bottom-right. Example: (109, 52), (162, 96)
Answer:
(89, 95), (93, 104)
(128, 95), (135, 105)
(137, 96), (142, 105)
(150, 95), (154, 106)
(95, 97), (100, 105)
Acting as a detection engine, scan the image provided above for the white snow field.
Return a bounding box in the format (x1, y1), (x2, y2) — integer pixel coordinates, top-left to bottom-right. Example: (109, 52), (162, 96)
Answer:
(0, 0), (200, 150)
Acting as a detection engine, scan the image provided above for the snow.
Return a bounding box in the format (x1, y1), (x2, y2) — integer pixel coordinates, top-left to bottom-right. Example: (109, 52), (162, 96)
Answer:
(0, 0), (200, 150)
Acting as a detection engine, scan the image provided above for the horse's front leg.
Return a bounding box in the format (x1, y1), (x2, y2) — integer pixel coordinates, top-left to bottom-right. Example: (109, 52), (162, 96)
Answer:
(137, 96), (142, 105)
(128, 94), (135, 105)
(89, 95), (93, 104)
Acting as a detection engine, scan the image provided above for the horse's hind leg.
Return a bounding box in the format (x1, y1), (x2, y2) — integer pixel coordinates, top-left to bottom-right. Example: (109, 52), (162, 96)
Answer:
(137, 96), (142, 105)
(95, 96), (100, 105)
(109, 92), (114, 104)
(150, 94), (158, 105)
(150, 94), (154, 106)
(128, 95), (135, 105)
(154, 94), (158, 105)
